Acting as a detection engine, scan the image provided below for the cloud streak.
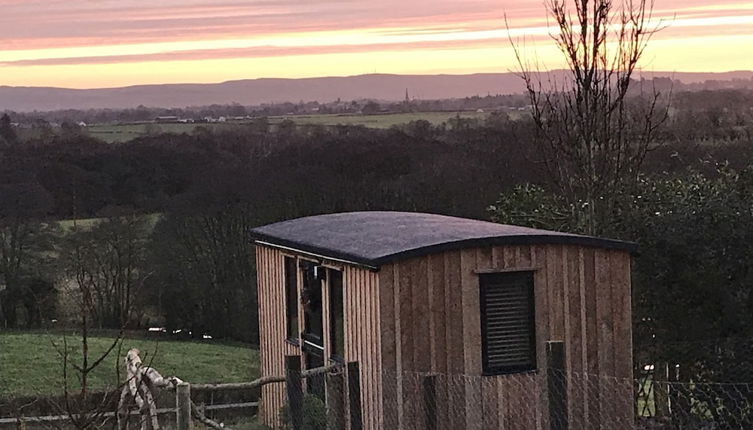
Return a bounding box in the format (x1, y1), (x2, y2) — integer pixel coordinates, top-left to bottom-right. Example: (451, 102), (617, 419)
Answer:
(1, 38), (512, 67)
(0, 0), (751, 87)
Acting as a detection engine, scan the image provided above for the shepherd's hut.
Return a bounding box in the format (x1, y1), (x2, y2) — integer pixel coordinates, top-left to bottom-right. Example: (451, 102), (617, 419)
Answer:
(251, 211), (636, 429)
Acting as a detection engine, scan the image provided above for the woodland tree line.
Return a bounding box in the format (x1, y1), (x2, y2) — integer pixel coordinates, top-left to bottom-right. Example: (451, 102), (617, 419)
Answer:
(1, 89), (753, 359)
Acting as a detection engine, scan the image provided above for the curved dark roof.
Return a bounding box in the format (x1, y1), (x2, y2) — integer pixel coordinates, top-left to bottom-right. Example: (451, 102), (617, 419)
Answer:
(250, 211), (637, 268)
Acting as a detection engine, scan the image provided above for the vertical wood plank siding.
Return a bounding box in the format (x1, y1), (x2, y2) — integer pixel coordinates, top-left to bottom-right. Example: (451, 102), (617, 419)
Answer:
(257, 243), (631, 430)
(256, 245), (299, 427)
(343, 266), (382, 430)
(377, 245), (632, 430)
(256, 244), (383, 430)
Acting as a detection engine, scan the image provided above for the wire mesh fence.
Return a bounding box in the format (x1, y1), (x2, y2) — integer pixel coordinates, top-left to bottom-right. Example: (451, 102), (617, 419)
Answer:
(634, 337), (753, 429)
(279, 364), (753, 430)
(388, 369), (544, 430)
(635, 337), (753, 384)
(7, 338), (753, 430)
(635, 378), (753, 429)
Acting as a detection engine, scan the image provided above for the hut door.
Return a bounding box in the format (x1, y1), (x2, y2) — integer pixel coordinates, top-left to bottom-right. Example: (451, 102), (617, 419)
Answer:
(300, 261), (326, 398)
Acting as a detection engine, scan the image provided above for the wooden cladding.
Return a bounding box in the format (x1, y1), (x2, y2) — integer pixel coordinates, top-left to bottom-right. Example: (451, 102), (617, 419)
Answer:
(342, 265), (382, 430)
(256, 246), (300, 427)
(256, 244), (383, 430)
(257, 242), (632, 430)
(479, 271), (536, 375)
(377, 245), (633, 430)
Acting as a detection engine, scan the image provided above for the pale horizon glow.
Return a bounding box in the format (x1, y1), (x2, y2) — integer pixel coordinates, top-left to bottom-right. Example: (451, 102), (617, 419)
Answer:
(1, 0), (751, 89)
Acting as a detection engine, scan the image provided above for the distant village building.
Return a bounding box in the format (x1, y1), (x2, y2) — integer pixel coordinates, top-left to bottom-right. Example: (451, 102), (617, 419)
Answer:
(402, 88), (414, 112)
(154, 116), (179, 123)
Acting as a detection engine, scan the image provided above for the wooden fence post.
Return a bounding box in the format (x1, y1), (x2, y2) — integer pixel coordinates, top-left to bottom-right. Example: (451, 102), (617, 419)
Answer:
(286, 355), (304, 430)
(547, 341), (568, 430)
(176, 382), (193, 430)
(327, 369), (346, 430)
(653, 362), (669, 417)
(347, 362), (362, 430)
(423, 374), (438, 430)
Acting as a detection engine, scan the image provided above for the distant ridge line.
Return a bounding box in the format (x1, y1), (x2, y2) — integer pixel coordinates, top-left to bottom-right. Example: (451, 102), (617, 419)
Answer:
(1, 70), (751, 112)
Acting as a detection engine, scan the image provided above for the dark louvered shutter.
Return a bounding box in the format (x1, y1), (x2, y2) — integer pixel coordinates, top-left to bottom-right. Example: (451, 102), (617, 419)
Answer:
(480, 271), (536, 374)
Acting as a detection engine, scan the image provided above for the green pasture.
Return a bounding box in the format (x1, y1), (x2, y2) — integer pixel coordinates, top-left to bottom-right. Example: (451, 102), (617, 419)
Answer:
(56, 213), (161, 232)
(270, 111), (491, 128)
(85, 111), (500, 143)
(0, 333), (259, 398)
(86, 123), (224, 143)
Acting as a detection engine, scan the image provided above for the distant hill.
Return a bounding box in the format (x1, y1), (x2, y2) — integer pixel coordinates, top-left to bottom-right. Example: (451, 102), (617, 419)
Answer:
(1, 71), (751, 112)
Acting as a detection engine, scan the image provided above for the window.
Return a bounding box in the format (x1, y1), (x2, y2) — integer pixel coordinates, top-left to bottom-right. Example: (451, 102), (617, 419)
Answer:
(480, 271), (536, 374)
(301, 262), (325, 399)
(329, 269), (344, 359)
(301, 261), (324, 347)
(284, 257), (298, 342)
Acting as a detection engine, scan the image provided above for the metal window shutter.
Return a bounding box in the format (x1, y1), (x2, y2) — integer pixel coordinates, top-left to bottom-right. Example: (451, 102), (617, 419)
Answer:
(481, 272), (535, 373)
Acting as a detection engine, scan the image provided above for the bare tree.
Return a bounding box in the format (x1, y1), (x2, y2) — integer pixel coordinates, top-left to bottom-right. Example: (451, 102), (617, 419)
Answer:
(32, 213), (154, 429)
(151, 202), (257, 341)
(47, 330), (124, 430)
(45, 218), (151, 429)
(0, 182), (57, 328)
(61, 214), (152, 328)
(511, 0), (669, 234)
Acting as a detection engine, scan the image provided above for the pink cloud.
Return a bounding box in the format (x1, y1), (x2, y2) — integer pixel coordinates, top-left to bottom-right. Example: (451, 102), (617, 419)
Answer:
(0, 37), (512, 67)
(0, 0), (513, 49)
(1, 0), (751, 69)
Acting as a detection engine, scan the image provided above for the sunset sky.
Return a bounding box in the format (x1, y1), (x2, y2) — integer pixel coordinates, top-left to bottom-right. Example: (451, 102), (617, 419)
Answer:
(1, 0), (752, 89)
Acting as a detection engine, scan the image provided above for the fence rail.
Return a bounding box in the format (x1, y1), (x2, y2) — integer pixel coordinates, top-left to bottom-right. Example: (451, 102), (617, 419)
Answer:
(0, 403), (256, 425)
(0, 397), (258, 430)
(170, 359), (346, 430)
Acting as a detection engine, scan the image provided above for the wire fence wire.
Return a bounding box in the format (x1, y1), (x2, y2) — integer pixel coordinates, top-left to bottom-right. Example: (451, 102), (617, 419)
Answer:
(635, 337), (753, 383)
(280, 365), (753, 430)
(8, 339), (753, 430)
(635, 337), (753, 429)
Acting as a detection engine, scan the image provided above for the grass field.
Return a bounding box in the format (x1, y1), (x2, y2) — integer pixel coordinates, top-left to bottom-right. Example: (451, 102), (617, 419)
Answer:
(0, 333), (259, 398)
(56, 213), (161, 232)
(86, 123), (224, 143)
(86, 111), (495, 143)
(271, 111), (490, 128)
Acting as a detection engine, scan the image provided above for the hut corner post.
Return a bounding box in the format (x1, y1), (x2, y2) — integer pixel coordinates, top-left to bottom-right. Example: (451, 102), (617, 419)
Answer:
(286, 355), (304, 430)
(326, 368), (346, 430)
(422, 374), (438, 430)
(547, 341), (568, 430)
(347, 362), (363, 430)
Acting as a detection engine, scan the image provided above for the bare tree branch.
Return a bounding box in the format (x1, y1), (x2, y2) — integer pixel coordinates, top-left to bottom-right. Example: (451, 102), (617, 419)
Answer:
(508, 0), (671, 234)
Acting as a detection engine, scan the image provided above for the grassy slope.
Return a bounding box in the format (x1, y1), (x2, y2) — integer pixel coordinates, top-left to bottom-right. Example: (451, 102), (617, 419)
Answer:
(0, 333), (259, 398)
(56, 213), (161, 232)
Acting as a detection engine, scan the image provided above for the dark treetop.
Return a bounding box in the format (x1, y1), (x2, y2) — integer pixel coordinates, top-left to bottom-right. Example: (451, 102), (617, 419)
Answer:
(250, 211), (637, 268)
